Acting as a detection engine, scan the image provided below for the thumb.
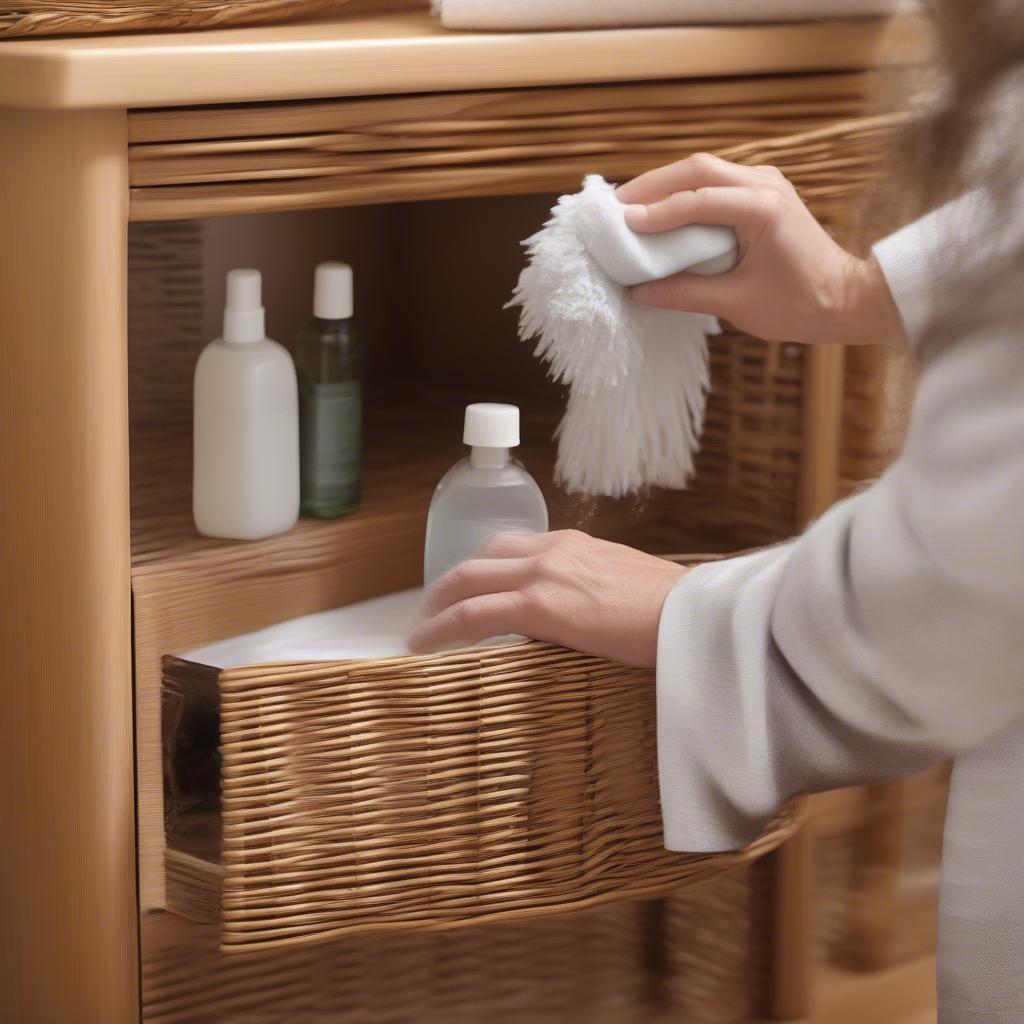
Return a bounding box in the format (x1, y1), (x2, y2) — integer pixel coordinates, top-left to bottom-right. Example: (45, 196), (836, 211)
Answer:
(628, 269), (737, 317)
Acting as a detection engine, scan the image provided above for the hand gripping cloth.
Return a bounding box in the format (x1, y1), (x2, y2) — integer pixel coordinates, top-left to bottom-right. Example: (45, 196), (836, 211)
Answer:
(509, 174), (737, 497)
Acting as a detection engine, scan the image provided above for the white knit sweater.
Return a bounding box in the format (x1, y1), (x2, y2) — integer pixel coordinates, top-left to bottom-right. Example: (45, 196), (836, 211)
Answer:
(657, 193), (1024, 1022)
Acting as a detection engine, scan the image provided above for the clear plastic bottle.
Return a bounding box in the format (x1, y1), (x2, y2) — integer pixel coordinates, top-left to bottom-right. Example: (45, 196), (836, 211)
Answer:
(296, 262), (362, 518)
(424, 403), (549, 587)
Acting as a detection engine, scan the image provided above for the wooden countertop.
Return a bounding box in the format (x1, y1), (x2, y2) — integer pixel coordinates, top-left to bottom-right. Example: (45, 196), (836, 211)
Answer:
(0, 9), (927, 111)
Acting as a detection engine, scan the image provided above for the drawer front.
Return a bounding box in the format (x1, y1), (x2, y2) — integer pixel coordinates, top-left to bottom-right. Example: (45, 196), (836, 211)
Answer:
(164, 641), (802, 952)
(127, 72), (883, 221)
(143, 899), (650, 1024)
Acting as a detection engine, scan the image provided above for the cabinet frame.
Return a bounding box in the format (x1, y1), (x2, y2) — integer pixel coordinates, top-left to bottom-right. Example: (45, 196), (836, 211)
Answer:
(0, 12), (922, 1022)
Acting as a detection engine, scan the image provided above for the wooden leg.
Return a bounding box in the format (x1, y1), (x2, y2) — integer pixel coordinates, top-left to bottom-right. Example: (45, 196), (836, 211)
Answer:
(0, 109), (136, 1022)
(771, 826), (815, 1020)
(768, 342), (847, 1020)
(845, 781), (905, 971)
(798, 342), (846, 523)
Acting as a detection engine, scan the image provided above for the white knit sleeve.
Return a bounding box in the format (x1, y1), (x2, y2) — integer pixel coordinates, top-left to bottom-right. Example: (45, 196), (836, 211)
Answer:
(656, 199), (1024, 852)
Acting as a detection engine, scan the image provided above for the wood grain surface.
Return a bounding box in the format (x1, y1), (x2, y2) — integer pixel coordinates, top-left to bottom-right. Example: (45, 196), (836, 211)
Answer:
(0, 10), (925, 111)
(0, 108), (137, 1023)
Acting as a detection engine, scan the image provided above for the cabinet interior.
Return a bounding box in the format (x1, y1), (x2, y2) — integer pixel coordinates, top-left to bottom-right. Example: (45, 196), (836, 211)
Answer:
(129, 193), (805, 1020)
(130, 195), (802, 576)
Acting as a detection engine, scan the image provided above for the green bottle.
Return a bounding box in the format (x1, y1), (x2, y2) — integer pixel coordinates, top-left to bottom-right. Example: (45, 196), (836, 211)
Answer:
(296, 261), (362, 518)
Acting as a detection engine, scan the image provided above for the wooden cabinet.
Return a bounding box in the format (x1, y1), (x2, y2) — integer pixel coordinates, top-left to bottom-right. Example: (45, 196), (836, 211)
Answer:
(0, 10), (922, 1022)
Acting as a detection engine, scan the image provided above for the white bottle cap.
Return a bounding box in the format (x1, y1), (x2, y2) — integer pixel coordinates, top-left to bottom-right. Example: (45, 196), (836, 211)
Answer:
(463, 403), (520, 448)
(313, 261), (354, 320)
(222, 268), (265, 344)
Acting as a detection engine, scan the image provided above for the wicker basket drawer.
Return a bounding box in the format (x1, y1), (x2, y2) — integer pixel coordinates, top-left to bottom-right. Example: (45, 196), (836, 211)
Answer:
(163, 638), (803, 954)
(143, 899), (651, 1024)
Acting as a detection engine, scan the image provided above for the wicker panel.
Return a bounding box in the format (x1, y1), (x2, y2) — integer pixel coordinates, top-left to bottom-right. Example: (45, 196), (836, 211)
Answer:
(126, 73), (880, 220)
(812, 804), (862, 966)
(0, 0), (353, 37)
(142, 900), (649, 1024)
(0, 0), (424, 37)
(812, 765), (950, 970)
(840, 343), (917, 496)
(660, 860), (774, 1024)
(668, 329), (803, 548)
(128, 221), (205, 439)
(163, 642), (804, 952)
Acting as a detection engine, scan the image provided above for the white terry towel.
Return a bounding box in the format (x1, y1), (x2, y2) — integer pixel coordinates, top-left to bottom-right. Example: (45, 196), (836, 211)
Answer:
(433, 0), (904, 30)
(509, 174), (737, 498)
(182, 588), (424, 666)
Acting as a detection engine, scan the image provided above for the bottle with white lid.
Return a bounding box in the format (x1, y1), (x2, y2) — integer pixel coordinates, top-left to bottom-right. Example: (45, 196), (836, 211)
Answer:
(192, 268), (299, 540)
(423, 403), (549, 587)
(296, 261), (362, 518)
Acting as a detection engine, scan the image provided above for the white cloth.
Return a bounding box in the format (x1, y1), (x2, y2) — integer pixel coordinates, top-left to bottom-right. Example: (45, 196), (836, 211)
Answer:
(182, 588), (424, 666)
(510, 175), (736, 497)
(434, 0), (905, 30)
(656, 189), (1024, 1021)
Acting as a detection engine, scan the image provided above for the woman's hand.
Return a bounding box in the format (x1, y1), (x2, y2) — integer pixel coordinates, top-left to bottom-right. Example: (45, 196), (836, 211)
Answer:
(617, 153), (904, 346)
(408, 531), (689, 668)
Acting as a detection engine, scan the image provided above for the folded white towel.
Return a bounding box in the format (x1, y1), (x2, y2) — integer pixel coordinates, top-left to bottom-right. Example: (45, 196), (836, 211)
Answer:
(509, 174), (736, 498)
(434, 0), (903, 30)
(182, 588), (424, 666)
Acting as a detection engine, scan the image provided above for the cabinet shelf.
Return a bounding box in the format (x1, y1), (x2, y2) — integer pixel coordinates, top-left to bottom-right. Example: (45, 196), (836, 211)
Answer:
(130, 388), (670, 581)
(0, 9), (923, 111)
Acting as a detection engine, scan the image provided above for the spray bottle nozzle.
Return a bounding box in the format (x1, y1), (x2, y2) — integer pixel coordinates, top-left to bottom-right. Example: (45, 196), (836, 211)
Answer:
(223, 268), (265, 344)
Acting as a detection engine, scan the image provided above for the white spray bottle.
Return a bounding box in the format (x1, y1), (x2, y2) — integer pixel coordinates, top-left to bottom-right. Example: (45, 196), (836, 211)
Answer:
(193, 268), (300, 540)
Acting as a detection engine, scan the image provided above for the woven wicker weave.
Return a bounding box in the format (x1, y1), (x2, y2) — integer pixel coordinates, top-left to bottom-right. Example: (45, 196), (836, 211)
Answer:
(660, 861), (774, 1023)
(142, 900), (649, 1024)
(163, 642), (804, 953)
(125, 74), (890, 220)
(812, 765), (950, 970)
(0, 0), (354, 37)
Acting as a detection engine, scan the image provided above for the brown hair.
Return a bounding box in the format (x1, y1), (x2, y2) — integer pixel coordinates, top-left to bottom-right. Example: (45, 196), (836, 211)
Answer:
(894, 0), (1024, 346)
(909, 0), (1024, 213)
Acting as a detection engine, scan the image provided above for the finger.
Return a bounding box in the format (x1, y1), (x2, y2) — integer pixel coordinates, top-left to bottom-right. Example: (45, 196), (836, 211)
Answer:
(408, 592), (530, 653)
(624, 185), (769, 235)
(616, 153), (764, 205)
(423, 556), (536, 617)
(629, 269), (739, 317)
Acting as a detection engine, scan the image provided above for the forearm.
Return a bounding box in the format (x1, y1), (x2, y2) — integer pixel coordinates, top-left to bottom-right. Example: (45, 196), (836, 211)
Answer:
(656, 510), (955, 853)
(832, 253), (906, 346)
(659, 465), (1024, 851)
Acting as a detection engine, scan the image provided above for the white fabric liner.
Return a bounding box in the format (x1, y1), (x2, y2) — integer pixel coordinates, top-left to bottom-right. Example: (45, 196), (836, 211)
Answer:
(433, 0), (907, 30)
(181, 588), (425, 668)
